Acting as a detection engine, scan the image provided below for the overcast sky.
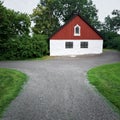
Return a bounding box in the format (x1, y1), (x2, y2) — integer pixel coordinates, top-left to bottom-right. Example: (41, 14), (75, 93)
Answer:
(3, 0), (120, 22)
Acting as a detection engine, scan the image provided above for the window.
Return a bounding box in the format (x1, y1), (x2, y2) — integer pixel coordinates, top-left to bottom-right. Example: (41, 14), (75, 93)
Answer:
(75, 27), (79, 34)
(74, 24), (81, 36)
(65, 42), (73, 48)
(80, 42), (88, 48)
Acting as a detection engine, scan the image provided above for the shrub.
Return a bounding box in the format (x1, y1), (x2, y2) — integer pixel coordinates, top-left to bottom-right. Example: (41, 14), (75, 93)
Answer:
(107, 36), (120, 51)
(100, 31), (120, 50)
(0, 34), (48, 60)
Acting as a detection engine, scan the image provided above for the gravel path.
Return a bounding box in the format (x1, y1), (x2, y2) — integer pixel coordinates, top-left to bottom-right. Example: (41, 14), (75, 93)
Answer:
(0, 50), (120, 120)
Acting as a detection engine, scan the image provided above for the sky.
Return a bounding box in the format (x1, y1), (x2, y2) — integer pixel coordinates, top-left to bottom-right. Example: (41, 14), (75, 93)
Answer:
(3, 0), (120, 22)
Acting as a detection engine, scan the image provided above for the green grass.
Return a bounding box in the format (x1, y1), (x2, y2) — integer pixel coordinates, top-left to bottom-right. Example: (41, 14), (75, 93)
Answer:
(0, 68), (27, 117)
(0, 55), (52, 61)
(87, 62), (120, 113)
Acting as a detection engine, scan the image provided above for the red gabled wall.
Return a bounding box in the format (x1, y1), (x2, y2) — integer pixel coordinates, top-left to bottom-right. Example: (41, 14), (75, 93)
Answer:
(51, 16), (102, 40)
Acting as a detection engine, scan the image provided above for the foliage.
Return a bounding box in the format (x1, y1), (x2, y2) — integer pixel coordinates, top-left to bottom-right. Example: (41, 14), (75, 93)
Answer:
(100, 9), (120, 50)
(87, 63), (120, 113)
(31, 0), (100, 36)
(0, 2), (49, 60)
(0, 68), (27, 117)
(100, 29), (120, 50)
(54, 0), (100, 29)
(0, 1), (31, 42)
(0, 35), (48, 60)
(107, 36), (120, 51)
(31, 1), (60, 36)
(100, 30), (119, 48)
(103, 10), (120, 33)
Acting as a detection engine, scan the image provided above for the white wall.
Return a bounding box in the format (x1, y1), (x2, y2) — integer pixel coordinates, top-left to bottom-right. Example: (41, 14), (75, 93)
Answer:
(50, 39), (103, 56)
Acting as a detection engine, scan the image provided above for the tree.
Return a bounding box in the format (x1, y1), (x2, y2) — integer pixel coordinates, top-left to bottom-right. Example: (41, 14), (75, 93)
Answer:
(0, 1), (31, 42)
(31, 1), (60, 36)
(100, 30), (119, 48)
(0, 1), (31, 59)
(53, 0), (100, 29)
(102, 10), (120, 32)
(99, 9), (120, 48)
(31, 0), (100, 36)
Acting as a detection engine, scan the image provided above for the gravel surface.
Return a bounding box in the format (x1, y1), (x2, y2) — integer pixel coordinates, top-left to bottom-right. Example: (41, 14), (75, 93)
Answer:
(0, 50), (120, 120)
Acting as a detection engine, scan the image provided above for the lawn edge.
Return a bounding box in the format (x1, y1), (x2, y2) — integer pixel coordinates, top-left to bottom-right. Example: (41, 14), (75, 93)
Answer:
(87, 62), (120, 115)
(0, 68), (28, 118)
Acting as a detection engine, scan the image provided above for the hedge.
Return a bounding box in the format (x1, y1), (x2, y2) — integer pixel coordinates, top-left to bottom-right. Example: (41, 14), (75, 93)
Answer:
(0, 35), (48, 60)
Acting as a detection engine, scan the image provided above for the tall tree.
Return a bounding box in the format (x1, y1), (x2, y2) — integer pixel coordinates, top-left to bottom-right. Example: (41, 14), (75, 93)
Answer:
(100, 9), (120, 48)
(0, 1), (31, 41)
(31, 0), (100, 36)
(31, 2), (59, 36)
(103, 10), (120, 32)
(53, 0), (100, 28)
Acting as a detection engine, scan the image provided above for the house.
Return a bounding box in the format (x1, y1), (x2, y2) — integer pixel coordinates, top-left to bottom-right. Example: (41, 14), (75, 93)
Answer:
(49, 14), (103, 56)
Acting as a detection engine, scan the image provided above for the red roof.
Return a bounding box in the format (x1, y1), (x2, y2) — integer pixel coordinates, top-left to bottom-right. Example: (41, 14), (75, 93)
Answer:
(50, 15), (102, 40)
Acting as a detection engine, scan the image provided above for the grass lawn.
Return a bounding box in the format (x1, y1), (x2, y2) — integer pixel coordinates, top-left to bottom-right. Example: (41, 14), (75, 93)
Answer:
(87, 62), (120, 113)
(0, 68), (27, 117)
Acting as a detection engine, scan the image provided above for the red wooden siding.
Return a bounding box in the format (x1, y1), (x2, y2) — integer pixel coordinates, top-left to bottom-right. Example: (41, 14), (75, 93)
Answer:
(51, 16), (102, 40)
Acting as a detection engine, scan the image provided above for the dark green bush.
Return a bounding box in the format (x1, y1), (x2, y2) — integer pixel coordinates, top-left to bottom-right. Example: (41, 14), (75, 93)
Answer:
(100, 31), (119, 48)
(107, 36), (120, 51)
(0, 35), (48, 60)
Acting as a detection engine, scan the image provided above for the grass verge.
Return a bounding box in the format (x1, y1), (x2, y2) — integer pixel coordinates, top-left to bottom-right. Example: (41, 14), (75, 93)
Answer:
(29, 55), (52, 60)
(87, 62), (120, 113)
(0, 68), (27, 117)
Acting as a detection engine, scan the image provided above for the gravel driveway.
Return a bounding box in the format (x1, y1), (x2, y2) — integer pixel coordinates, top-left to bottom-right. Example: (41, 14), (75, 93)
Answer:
(0, 50), (120, 120)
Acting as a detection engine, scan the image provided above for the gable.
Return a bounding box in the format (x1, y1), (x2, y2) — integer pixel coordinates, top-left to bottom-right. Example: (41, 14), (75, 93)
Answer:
(50, 15), (102, 40)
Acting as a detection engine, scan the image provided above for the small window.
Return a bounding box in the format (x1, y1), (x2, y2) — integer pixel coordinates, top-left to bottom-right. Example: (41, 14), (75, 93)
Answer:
(75, 27), (79, 34)
(80, 42), (88, 48)
(74, 24), (80, 36)
(65, 42), (73, 48)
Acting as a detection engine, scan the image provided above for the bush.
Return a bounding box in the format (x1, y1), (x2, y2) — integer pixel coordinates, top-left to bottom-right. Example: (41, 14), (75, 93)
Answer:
(100, 31), (119, 48)
(0, 35), (48, 60)
(107, 36), (120, 51)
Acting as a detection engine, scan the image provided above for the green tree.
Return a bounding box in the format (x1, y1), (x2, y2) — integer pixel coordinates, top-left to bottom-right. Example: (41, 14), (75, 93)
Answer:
(102, 10), (120, 32)
(100, 9), (120, 49)
(0, 1), (31, 42)
(53, 0), (100, 28)
(100, 30), (119, 48)
(31, 1), (60, 36)
(0, 1), (31, 59)
(31, 0), (100, 36)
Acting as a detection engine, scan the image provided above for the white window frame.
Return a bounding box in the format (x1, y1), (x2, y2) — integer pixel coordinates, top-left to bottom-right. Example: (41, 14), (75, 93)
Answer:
(74, 24), (81, 36)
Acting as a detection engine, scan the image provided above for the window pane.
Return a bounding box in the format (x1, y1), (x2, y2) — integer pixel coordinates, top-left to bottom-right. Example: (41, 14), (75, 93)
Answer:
(80, 42), (88, 48)
(76, 27), (79, 34)
(65, 42), (73, 48)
